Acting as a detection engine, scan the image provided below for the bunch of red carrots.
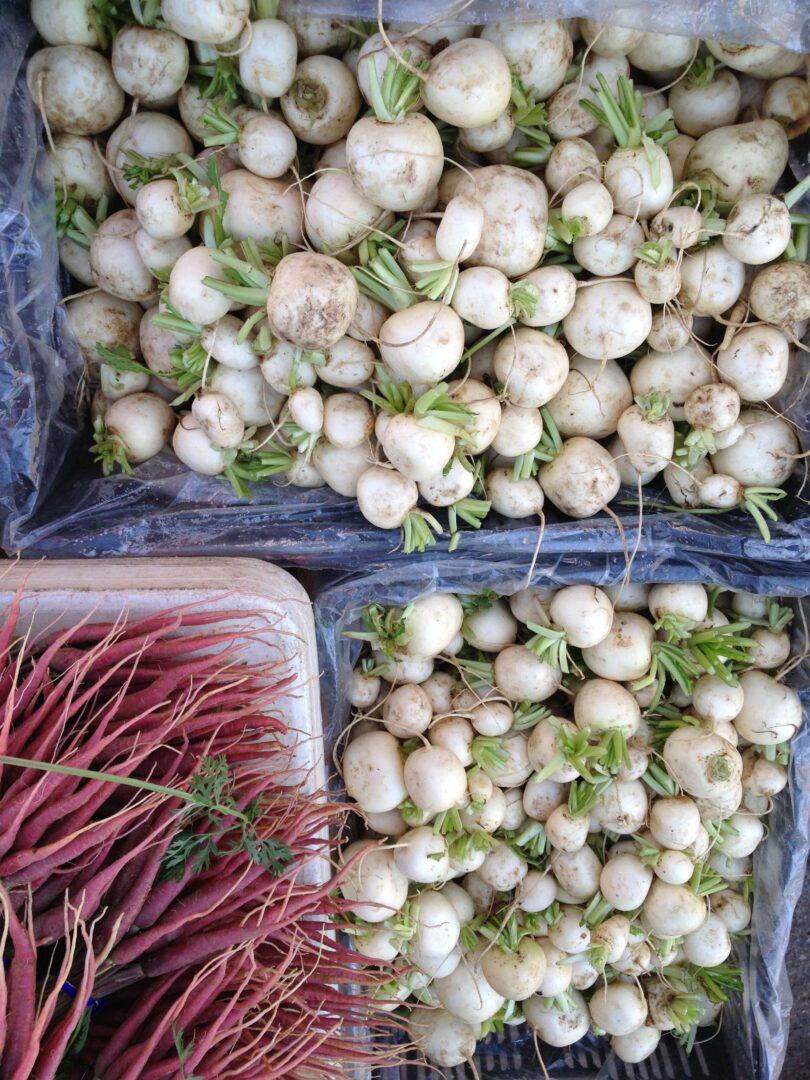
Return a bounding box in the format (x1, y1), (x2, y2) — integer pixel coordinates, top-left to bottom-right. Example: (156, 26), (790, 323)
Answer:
(0, 594), (400, 1078)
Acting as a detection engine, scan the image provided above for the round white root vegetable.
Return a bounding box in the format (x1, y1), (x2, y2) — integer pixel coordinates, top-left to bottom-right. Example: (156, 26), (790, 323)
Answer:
(423, 39), (512, 128)
(494, 646), (559, 703)
(600, 853), (653, 911)
(280, 55), (360, 146)
(612, 1026), (661, 1064)
(191, 392), (245, 450)
(481, 937), (547, 1000)
(410, 1009), (479, 1068)
(563, 281), (652, 360)
(712, 889), (752, 933)
(267, 253), (358, 350)
(342, 730), (406, 813)
(347, 112), (443, 213)
(540, 438), (621, 520)
(649, 797), (701, 851)
(111, 26), (189, 104)
(710, 409), (798, 488)
(582, 612), (654, 681)
(434, 946), (506, 1024)
(733, 670), (802, 745)
(589, 982), (648, 1037)
(305, 171), (390, 253)
(339, 841), (408, 922)
(27, 45), (124, 135)
(456, 166), (548, 277)
(723, 194), (792, 265)
(547, 587), (613, 650)
(161, 0), (249, 44)
(383, 683), (432, 738)
(102, 393), (175, 466)
(404, 746), (467, 813)
(679, 242), (745, 316)
(238, 18), (297, 98)
(643, 880), (707, 936)
(478, 840), (528, 891)
(685, 119), (789, 202)
(749, 262), (810, 326)
(494, 328), (569, 409)
(524, 990), (590, 1047)
(379, 302), (465, 385)
(683, 912), (732, 967)
(663, 726), (742, 798)
(547, 355), (632, 440)
(574, 679), (641, 737)
(90, 211), (155, 302)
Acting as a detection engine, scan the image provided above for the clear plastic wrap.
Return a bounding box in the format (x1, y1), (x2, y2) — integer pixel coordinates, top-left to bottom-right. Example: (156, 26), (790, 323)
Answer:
(314, 554), (810, 1080)
(297, 0), (809, 52)
(1, 0), (808, 563)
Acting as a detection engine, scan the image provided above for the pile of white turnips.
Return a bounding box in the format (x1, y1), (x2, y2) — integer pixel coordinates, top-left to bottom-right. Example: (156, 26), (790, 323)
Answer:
(337, 581), (801, 1068)
(30, 3), (810, 546)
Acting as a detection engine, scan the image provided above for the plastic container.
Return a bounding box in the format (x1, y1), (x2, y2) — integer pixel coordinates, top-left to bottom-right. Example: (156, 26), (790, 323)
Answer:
(0, 556), (327, 877)
(1, 0), (808, 566)
(314, 554), (810, 1080)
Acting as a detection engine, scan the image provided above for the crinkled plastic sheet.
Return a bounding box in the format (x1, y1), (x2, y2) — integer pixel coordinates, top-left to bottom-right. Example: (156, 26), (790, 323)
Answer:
(314, 554), (810, 1080)
(296, 0), (810, 52)
(1, 0), (809, 563)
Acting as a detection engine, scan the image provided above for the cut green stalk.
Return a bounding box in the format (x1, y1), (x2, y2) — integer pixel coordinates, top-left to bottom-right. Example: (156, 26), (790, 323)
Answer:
(633, 835), (662, 867)
(281, 420), (321, 462)
(675, 425), (716, 469)
(449, 828), (494, 862)
(599, 729), (631, 775)
(687, 962), (743, 1004)
(525, 622), (570, 673)
(433, 808), (463, 837)
(513, 703), (552, 731)
(471, 735), (508, 778)
(366, 49), (427, 124)
(480, 911), (522, 953)
(252, 0), (280, 16)
(548, 210), (585, 246)
(459, 915), (484, 952)
(448, 497), (491, 551)
(167, 340), (211, 404)
(344, 600), (412, 657)
(568, 774), (613, 817)
(642, 761), (680, 797)
(686, 56), (717, 87)
(647, 705), (700, 751)
(122, 149), (182, 186)
(451, 654), (495, 688)
(223, 439), (293, 499)
(510, 74), (548, 130)
(202, 105), (241, 146)
(636, 389), (672, 423)
(510, 280), (539, 321)
(634, 237), (673, 265)
(580, 891), (614, 929)
(783, 173), (810, 210)
(95, 343), (152, 377)
(401, 509), (443, 554)
(460, 589), (499, 615)
(411, 258), (459, 302)
(352, 247), (414, 311)
(579, 74), (677, 185)
(512, 126), (553, 168)
(507, 820), (549, 864)
(460, 319), (516, 364)
(480, 1000), (521, 1037)
(188, 56), (243, 102)
(397, 796), (426, 827)
(90, 416), (133, 477)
